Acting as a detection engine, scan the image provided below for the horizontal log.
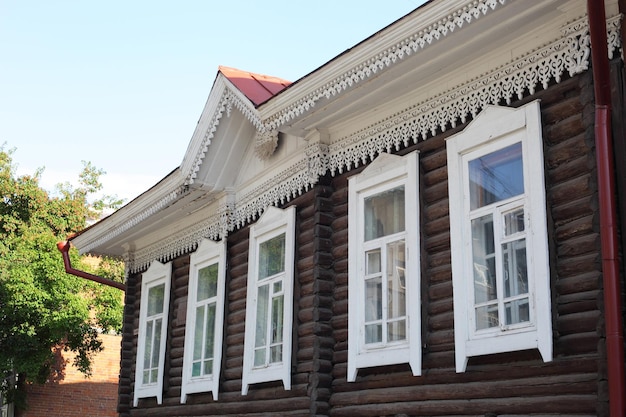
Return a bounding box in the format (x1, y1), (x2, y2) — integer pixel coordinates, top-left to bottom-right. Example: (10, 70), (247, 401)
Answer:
(547, 152), (591, 182)
(330, 394), (596, 417)
(557, 289), (599, 315)
(428, 280), (452, 301)
(427, 310), (454, 332)
(557, 310), (601, 335)
(544, 111), (585, 144)
(555, 271), (601, 294)
(555, 331), (599, 355)
(331, 373), (596, 407)
(550, 174), (593, 206)
(426, 263), (451, 284)
(420, 146), (447, 172)
(551, 195), (595, 227)
(423, 229), (450, 253)
(422, 180), (448, 205)
(555, 252), (599, 277)
(422, 215), (449, 237)
(422, 164), (447, 187)
(542, 94), (583, 125)
(557, 233), (600, 258)
(423, 198), (449, 222)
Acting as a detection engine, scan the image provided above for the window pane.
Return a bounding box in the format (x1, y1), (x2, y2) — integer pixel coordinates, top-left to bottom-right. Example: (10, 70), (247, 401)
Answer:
(505, 298), (530, 325)
(147, 284), (165, 316)
(203, 359), (213, 376)
(472, 215), (497, 304)
(503, 239), (528, 298)
(197, 263), (218, 302)
(365, 277), (382, 322)
(504, 208), (525, 236)
(388, 319), (406, 342)
(364, 186), (405, 241)
(255, 284), (269, 348)
(365, 323), (382, 344)
(469, 142), (523, 209)
(270, 344), (282, 363)
(152, 319), (162, 369)
(475, 304), (499, 330)
(259, 234), (286, 279)
(271, 294), (284, 344)
(192, 362), (201, 378)
(387, 240), (406, 321)
(193, 306), (205, 361)
(143, 321), (153, 370)
(204, 303), (216, 374)
(254, 348), (265, 367)
(366, 249), (381, 275)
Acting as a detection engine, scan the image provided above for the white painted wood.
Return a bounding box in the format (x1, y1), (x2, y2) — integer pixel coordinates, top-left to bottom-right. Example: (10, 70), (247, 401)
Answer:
(133, 261), (172, 406)
(347, 151), (421, 381)
(180, 239), (227, 403)
(446, 100), (552, 372)
(241, 206), (296, 395)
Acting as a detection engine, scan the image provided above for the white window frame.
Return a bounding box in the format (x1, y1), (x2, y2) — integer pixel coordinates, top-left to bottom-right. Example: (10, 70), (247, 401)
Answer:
(241, 206), (296, 395)
(134, 260), (171, 406)
(181, 238), (227, 403)
(347, 151), (421, 382)
(446, 100), (552, 372)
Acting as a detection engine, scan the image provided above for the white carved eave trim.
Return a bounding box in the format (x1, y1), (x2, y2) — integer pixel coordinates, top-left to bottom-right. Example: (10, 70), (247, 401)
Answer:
(128, 193), (235, 272)
(260, 0), (509, 132)
(327, 14), (621, 176)
(79, 186), (183, 255)
(123, 13), (621, 272)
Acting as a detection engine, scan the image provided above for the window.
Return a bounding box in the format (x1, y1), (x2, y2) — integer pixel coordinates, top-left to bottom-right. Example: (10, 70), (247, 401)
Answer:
(181, 239), (227, 402)
(347, 151), (420, 382)
(446, 100), (552, 372)
(242, 206), (296, 395)
(134, 260), (171, 406)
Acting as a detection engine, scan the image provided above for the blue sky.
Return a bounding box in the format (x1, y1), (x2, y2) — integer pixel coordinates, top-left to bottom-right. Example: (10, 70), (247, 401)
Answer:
(1, 1), (424, 203)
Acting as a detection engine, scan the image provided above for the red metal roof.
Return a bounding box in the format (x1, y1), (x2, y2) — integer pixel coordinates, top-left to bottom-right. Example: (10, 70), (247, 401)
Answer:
(219, 65), (291, 106)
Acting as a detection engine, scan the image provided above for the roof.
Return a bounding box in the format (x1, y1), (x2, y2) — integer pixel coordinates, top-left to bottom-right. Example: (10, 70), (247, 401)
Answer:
(219, 65), (291, 106)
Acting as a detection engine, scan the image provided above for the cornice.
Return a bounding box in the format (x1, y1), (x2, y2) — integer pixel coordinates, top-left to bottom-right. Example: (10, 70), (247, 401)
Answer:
(118, 11), (621, 272)
(258, 0), (510, 132)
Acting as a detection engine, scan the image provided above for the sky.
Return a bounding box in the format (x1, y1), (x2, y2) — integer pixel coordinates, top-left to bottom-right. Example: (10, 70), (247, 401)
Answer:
(1, 1), (425, 203)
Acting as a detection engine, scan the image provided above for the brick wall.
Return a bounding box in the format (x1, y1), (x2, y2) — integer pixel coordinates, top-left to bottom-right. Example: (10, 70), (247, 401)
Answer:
(20, 333), (120, 417)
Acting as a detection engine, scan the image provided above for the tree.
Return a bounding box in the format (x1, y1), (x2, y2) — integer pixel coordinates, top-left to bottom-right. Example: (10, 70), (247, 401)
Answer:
(0, 146), (125, 410)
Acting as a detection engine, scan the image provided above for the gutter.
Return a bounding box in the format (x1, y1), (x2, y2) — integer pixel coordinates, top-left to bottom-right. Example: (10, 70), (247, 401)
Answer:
(587, 1), (626, 415)
(57, 241), (126, 292)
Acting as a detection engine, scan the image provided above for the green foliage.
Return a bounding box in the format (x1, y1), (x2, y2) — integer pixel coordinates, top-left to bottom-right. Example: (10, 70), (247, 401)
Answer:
(0, 146), (125, 409)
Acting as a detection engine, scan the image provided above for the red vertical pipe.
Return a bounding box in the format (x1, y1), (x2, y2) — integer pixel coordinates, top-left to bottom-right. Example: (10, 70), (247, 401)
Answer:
(587, 1), (626, 415)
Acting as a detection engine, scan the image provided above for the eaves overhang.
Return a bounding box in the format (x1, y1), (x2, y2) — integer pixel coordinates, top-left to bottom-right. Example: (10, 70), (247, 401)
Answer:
(69, 0), (623, 271)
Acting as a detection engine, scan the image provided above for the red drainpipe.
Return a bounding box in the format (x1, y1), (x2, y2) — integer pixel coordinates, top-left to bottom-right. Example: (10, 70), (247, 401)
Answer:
(587, 1), (626, 415)
(57, 240), (126, 291)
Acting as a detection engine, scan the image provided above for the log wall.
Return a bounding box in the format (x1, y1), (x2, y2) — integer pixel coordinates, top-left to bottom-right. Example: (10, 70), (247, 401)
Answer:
(116, 68), (618, 416)
(327, 71), (606, 417)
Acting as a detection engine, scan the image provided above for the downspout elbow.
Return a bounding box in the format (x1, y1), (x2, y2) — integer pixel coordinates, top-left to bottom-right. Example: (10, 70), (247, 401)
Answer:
(56, 241), (126, 292)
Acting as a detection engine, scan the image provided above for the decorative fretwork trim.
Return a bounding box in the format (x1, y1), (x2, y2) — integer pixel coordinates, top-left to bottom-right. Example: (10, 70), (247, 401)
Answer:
(80, 187), (183, 256)
(124, 14), (621, 272)
(262, 0), (509, 132)
(185, 87), (263, 186)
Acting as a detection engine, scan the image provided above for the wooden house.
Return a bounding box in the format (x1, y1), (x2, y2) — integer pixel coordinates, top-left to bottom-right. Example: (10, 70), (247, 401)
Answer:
(69, 0), (626, 415)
